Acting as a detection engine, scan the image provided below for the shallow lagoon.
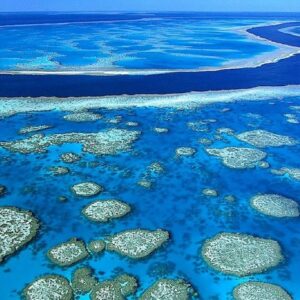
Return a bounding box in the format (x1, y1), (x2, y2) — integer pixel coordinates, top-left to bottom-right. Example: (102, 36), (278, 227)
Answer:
(0, 95), (300, 299)
(0, 17), (280, 72)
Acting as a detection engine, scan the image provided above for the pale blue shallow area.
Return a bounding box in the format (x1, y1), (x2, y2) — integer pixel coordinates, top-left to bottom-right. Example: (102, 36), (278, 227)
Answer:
(0, 17), (279, 71)
(0, 97), (300, 299)
(282, 25), (300, 37)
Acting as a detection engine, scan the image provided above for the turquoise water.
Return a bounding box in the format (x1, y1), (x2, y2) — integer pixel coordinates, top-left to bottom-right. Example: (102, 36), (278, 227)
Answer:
(0, 97), (300, 299)
(0, 18), (278, 72)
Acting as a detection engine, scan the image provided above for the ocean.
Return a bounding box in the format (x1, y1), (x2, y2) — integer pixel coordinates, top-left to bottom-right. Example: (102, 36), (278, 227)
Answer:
(0, 12), (300, 300)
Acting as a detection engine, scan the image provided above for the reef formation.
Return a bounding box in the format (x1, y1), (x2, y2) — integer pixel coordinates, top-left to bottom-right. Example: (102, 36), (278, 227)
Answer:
(236, 130), (297, 148)
(140, 279), (193, 300)
(23, 274), (73, 300)
(251, 194), (299, 218)
(63, 111), (102, 122)
(71, 182), (103, 197)
(233, 281), (292, 300)
(0, 207), (39, 263)
(82, 200), (131, 222)
(202, 233), (283, 276)
(106, 229), (169, 259)
(206, 147), (267, 169)
(19, 125), (52, 134)
(176, 147), (196, 157)
(272, 167), (300, 181)
(47, 238), (89, 267)
(0, 129), (140, 155)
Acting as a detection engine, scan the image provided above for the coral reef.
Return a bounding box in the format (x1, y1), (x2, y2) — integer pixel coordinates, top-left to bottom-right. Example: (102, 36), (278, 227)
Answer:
(90, 281), (124, 300)
(82, 200), (131, 222)
(140, 279), (193, 300)
(114, 274), (138, 297)
(251, 194), (299, 218)
(206, 147), (266, 169)
(126, 121), (139, 127)
(153, 128), (169, 133)
(87, 240), (106, 254)
(0, 129), (140, 155)
(0, 207), (39, 263)
(202, 233), (283, 276)
(236, 130), (297, 148)
(148, 162), (165, 174)
(106, 229), (169, 259)
(71, 266), (98, 294)
(233, 281), (292, 300)
(19, 125), (52, 134)
(176, 147), (196, 157)
(23, 274), (73, 300)
(49, 166), (70, 176)
(71, 182), (103, 197)
(202, 189), (218, 197)
(60, 152), (81, 163)
(63, 112), (102, 122)
(272, 167), (300, 181)
(47, 238), (89, 267)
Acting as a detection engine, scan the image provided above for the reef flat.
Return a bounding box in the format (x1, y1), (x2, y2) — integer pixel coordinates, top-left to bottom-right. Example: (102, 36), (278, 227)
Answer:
(176, 147), (196, 157)
(71, 182), (103, 197)
(251, 194), (299, 218)
(82, 200), (131, 222)
(71, 267), (98, 294)
(233, 281), (292, 300)
(0, 207), (39, 263)
(23, 275), (73, 300)
(236, 130), (297, 148)
(1, 86), (300, 116)
(63, 111), (102, 122)
(0, 129), (140, 155)
(106, 229), (169, 259)
(140, 279), (193, 300)
(49, 166), (70, 176)
(90, 274), (138, 300)
(19, 125), (52, 134)
(202, 233), (283, 276)
(206, 147), (267, 169)
(47, 238), (89, 267)
(60, 152), (81, 163)
(272, 167), (300, 181)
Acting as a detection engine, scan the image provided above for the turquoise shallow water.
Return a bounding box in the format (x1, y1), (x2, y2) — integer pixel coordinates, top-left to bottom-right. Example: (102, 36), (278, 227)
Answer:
(282, 25), (300, 37)
(0, 17), (278, 72)
(0, 96), (300, 299)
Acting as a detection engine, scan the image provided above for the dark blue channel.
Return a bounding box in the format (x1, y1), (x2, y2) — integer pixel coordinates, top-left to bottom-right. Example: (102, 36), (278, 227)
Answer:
(248, 22), (300, 47)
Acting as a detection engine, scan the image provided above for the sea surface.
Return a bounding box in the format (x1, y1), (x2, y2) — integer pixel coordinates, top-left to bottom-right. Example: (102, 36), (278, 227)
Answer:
(0, 13), (287, 72)
(0, 12), (300, 300)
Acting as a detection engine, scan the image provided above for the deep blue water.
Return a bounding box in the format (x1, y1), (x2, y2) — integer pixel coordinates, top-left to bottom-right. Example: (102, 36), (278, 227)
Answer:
(248, 22), (300, 47)
(0, 98), (300, 299)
